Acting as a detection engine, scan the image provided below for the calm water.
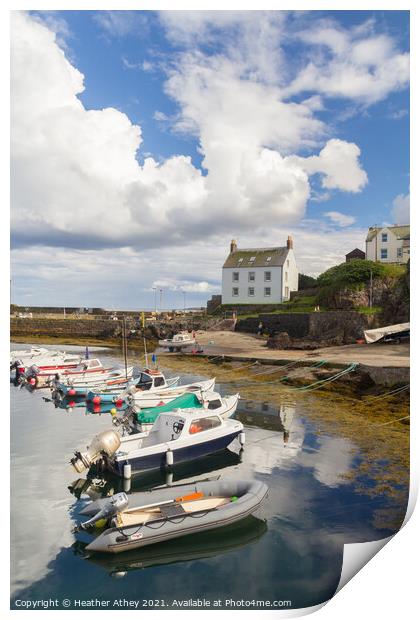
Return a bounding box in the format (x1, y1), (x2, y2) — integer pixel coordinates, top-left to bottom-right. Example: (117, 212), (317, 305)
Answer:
(10, 345), (406, 610)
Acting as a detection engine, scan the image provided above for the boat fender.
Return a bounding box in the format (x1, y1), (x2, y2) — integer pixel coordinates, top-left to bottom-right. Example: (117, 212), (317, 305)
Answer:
(166, 448), (174, 468)
(239, 431), (246, 446)
(123, 463), (131, 480)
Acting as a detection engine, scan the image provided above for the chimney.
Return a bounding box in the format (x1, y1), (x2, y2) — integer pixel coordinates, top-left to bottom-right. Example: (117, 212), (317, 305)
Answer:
(286, 235), (293, 250)
(230, 239), (237, 253)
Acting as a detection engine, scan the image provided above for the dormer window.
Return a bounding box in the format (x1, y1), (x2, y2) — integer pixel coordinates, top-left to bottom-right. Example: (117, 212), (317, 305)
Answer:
(382, 233), (388, 243)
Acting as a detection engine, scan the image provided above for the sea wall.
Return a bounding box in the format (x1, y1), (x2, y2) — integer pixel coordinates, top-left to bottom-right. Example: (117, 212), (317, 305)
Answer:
(236, 311), (376, 348)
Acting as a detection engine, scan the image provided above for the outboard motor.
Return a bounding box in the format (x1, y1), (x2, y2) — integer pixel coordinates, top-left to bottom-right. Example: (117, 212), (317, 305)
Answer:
(76, 492), (128, 531)
(71, 429), (121, 473)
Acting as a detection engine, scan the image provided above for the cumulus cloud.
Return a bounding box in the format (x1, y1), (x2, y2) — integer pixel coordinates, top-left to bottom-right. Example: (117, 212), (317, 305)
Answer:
(285, 21), (409, 104)
(11, 11), (369, 255)
(323, 211), (356, 227)
(391, 193), (410, 224)
(290, 139), (368, 193)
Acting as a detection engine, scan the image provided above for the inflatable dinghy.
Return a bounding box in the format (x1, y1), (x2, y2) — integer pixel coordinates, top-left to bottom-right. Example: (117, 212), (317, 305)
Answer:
(75, 478), (268, 554)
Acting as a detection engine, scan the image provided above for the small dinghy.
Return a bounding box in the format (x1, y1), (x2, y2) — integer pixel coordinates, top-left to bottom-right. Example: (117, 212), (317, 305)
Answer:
(125, 372), (215, 409)
(74, 478), (268, 554)
(158, 332), (196, 351)
(71, 405), (244, 476)
(55, 368), (134, 397)
(24, 358), (111, 388)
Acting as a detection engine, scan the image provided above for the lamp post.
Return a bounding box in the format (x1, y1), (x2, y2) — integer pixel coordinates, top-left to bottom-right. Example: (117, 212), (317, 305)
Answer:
(152, 287), (157, 313)
(182, 291), (186, 314)
(159, 288), (163, 312)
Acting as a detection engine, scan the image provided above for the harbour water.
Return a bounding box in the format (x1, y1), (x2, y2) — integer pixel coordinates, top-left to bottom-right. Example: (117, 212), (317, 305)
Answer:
(10, 345), (409, 610)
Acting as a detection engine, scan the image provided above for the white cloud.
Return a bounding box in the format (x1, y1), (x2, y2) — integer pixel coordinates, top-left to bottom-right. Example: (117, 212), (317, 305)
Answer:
(11, 9), (408, 303)
(323, 211), (356, 227)
(290, 139), (368, 193)
(285, 22), (409, 104)
(391, 193), (410, 224)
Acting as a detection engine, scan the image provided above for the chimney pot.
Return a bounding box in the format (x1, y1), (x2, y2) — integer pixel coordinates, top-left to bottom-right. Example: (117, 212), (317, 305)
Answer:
(286, 235), (293, 250)
(230, 239), (237, 253)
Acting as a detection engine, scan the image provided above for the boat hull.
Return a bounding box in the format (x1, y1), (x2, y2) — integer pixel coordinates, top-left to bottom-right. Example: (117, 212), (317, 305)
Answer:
(106, 430), (241, 477)
(82, 479), (268, 554)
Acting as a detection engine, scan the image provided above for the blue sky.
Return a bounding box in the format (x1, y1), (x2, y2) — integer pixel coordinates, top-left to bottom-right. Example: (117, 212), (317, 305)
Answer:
(11, 10), (410, 309)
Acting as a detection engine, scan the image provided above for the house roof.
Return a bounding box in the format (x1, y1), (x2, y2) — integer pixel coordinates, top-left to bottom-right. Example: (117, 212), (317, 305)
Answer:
(223, 246), (289, 268)
(366, 225), (410, 242)
(346, 248), (365, 258)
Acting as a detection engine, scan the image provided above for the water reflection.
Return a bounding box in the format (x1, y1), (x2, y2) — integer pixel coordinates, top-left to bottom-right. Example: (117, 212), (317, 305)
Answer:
(10, 344), (406, 609)
(72, 516), (267, 576)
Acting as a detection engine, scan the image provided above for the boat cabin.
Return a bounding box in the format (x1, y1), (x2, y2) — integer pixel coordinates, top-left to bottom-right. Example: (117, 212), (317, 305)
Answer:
(71, 358), (103, 372)
(118, 410), (224, 453)
(172, 333), (192, 343)
(135, 370), (167, 391)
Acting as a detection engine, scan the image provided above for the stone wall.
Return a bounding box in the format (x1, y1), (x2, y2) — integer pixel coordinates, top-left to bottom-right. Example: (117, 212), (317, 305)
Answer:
(236, 311), (377, 348)
(10, 318), (120, 340)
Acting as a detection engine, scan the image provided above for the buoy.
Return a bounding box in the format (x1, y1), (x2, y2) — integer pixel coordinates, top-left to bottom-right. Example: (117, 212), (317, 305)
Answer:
(166, 449), (174, 468)
(29, 377), (36, 385)
(92, 396), (101, 405)
(115, 399), (123, 408)
(93, 404), (101, 414)
(68, 401), (76, 408)
(68, 388), (76, 396)
(123, 463), (132, 480)
(110, 408), (117, 415)
(239, 431), (246, 446)
(123, 477), (131, 493)
(165, 470), (174, 486)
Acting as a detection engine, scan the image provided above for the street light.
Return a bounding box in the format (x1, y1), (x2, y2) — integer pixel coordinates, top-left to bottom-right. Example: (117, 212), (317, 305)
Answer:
(159, 288), (163, 312)
(182, 291), (186, 314)
(152, 287), (157, 313)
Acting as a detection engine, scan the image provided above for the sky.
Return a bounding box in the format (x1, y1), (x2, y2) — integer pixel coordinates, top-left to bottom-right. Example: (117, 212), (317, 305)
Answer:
(10, 9), (410, 310)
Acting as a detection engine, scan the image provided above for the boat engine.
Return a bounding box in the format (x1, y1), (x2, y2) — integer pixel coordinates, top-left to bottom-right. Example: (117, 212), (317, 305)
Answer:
(71, 429), (121, 473)
(76, 492), (128, 531)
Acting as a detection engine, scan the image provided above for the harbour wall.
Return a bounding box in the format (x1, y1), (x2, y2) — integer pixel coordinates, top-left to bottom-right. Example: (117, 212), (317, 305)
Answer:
(236, 311), (376, 346)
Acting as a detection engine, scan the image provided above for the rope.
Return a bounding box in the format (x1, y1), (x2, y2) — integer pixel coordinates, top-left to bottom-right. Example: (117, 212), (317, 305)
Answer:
(250, 359), (307, 376)
(227, 360), (327, 387)
(373, 415), (410, 427)
(364, 385), (410, 401)
(293, 363), (359, 392)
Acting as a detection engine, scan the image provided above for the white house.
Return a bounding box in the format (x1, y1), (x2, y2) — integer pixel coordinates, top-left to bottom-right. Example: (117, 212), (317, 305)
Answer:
(222, 237), (298, 305)
(365, 225), (410, 264)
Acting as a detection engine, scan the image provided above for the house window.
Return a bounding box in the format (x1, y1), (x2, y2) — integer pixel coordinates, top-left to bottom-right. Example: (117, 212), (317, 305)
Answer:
(397, 248), (403, 258)
(248, 272), (255, 282)
(232, 272), (239, 282)
(264, 287), (271, 297)
(232, 287), (239, 296)
(381, 249), (388, 259)
(248, 287), (255, 296)
(382, 233), (388, 242)
(264, 271), (271, 281)
(285, 271), (288, 282)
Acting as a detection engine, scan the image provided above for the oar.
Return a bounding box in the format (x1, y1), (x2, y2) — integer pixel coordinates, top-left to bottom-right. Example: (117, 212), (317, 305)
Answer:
(124, 491), (204, 514)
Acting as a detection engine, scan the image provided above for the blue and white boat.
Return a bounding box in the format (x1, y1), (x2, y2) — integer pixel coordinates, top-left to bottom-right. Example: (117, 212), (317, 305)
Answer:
(71, 400), (244, 477)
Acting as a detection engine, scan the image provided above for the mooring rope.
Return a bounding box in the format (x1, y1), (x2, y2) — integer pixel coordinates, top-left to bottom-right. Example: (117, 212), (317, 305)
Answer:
(372, 415), (410, 427)
(293, 363), (359, 392)
(364, 384), (410, 401)
(223, 360), (327, 387)
(250, 358), (307, 376)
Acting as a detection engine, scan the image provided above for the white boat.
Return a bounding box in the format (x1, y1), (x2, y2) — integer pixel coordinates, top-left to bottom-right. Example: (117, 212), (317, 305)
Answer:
(158, 332), (196, 351)
(11, 350), (82, 375)
(25, 358), (112, 388)
(55, 367), (135, 396)
(120, 390), (239, 433)
(71, 404), (245, 477)
(364, 322), (410, 344)
(124, 370), (215, 408)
